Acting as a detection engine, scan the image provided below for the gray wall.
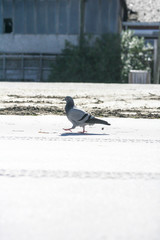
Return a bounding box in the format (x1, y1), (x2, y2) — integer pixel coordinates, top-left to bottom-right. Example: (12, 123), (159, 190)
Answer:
(0, 0), (119, 35)
(0, 0), (121, 53)
(0, 34), (78, 54)
(0, 0), (79, 34)
(0, 0), (80, 34)
(85, 0), (119, 34)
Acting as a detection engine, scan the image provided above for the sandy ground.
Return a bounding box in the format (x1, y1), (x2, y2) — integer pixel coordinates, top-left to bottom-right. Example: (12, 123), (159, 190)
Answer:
(0, 82), (160, 240)
(0, 82), (160, 118)
(0, 115), (160, 240)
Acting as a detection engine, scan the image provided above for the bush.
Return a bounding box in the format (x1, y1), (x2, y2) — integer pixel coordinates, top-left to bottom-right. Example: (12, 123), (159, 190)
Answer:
(48, 31), (153, 83)
(121, 30), (153, 82)
(48, 34), (122, 83)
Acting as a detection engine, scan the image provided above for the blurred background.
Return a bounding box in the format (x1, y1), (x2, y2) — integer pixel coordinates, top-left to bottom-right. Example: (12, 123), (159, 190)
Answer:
(0, 0), (159, 83)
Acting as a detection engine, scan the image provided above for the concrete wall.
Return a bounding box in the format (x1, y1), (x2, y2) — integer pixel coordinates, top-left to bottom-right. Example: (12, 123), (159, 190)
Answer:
(0, 34), (78, 54)
(0, 0), (123, 54)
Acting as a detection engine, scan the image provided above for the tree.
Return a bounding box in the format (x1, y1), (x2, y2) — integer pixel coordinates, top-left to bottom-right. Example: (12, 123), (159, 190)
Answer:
(48, 34), (122, 83)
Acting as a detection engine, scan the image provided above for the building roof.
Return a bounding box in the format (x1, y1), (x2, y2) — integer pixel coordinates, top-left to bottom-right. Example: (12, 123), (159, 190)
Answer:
(123, 22), (160, 39)
(126, 0), (160, 22)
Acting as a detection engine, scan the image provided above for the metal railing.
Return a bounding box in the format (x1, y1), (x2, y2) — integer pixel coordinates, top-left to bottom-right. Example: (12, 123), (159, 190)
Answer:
(0, 53), (57, 81)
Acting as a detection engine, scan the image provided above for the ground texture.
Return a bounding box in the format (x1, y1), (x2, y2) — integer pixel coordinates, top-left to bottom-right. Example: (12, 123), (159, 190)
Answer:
(0, 83), (160, 240)
(0, 115), (160, 240)
(0, 82), (160, 118)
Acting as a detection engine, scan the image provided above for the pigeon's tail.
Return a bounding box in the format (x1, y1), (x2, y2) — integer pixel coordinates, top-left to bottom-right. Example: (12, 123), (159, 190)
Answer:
(86, 117), (111, 126)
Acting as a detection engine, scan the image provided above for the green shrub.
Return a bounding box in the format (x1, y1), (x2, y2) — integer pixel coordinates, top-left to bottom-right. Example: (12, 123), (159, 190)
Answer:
(121, 30), (153, 82)
(48, 34), (122, 83)
(48, 31), (153, 83)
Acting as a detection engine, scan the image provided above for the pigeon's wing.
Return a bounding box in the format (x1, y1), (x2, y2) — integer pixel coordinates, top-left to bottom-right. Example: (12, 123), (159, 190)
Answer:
(67, 107), (91, 126)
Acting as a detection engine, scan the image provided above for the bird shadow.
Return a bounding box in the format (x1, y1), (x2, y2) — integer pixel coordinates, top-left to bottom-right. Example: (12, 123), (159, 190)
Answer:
(61, 132), (109, 136)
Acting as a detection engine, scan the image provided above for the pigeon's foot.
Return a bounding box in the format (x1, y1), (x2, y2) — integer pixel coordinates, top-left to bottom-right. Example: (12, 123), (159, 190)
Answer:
(63, 128), (72, 132)
(78, 131), (87, 134)
(78, 127), (87, 134)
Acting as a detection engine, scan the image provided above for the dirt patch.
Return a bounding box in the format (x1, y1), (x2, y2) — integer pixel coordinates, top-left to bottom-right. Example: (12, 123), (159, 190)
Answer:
(0, 82), (160, 118)
(90, 107), (160, 119)
(7, 94), (65, 99)
(0, 104), (159, 119)
(0, 106), (64, 116)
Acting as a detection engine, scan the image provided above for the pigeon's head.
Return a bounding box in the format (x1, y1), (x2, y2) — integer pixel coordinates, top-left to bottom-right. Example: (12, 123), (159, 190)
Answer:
(64, 96), (74, 112)
(64, 96), (74, 104)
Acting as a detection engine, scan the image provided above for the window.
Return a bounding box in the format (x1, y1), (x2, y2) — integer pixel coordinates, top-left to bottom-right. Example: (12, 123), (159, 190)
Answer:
(3, 18), (13, 33)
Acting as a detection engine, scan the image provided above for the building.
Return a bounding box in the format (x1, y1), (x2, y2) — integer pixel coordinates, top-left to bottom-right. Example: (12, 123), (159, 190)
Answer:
(0, 0), (127, 81)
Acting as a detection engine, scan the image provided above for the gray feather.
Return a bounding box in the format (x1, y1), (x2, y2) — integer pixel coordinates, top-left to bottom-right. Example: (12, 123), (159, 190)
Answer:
(86, 117), (111, 125)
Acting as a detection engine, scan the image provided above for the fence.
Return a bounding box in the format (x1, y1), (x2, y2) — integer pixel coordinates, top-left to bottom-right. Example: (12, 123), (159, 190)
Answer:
(0, 53), (56, 81)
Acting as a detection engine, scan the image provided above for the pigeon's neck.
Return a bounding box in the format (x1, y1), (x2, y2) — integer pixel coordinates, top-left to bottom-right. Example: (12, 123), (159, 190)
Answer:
(65, 100), (74, 113)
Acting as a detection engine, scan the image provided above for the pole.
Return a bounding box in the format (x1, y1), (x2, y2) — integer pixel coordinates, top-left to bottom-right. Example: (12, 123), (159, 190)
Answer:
(154, 23), (160, 84)
(79, 0), (85, 49)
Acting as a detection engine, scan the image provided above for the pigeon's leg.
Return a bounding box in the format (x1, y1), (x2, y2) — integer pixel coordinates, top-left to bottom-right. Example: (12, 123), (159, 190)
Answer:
(82, 126), (87, 133)
(63, 125), (75, 132)
(78, 126), (87, 134)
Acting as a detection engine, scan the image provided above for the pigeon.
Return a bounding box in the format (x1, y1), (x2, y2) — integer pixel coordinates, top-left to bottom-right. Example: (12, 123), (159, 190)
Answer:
(64, 96), (111, 133)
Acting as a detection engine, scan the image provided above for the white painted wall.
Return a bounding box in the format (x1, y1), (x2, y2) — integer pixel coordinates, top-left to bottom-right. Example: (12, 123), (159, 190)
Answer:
(0, 34), (78, 53)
